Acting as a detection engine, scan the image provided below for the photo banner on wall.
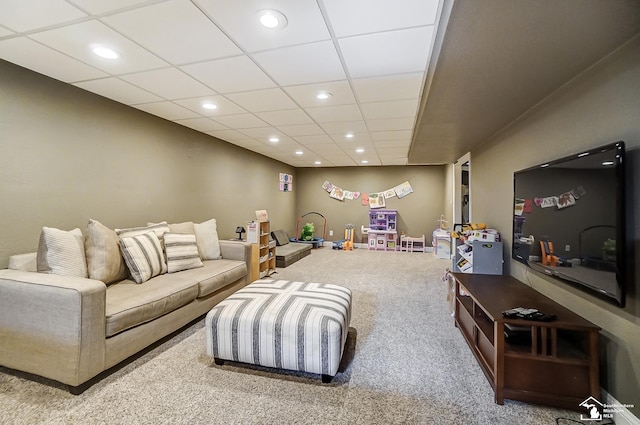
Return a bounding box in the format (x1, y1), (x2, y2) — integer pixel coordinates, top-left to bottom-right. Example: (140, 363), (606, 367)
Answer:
(320, 179), (414, 205)
(279, 173), (293, 192)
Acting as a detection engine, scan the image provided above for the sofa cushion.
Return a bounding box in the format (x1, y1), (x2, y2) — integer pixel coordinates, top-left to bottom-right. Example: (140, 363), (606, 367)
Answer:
(271, 229), (290, 246)
(105, 273), (199, 337)
(37, 227), (88, 278)
(194, 218), (221, 260)
(119, 232), (167, 283)
(275, 242), (312, 268)
(178, 259), (247, 298)
(164, 233), (203, 273)
(85, 218), (128, 284)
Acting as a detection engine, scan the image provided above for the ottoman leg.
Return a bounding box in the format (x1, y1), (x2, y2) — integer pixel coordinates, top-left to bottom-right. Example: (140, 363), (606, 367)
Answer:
(321, 374), (333, 384)
(214, 358), (225, 366)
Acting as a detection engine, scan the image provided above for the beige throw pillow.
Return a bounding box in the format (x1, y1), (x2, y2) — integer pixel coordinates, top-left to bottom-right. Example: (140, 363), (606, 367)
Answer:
(194, 218), (221, 260)
(164, 233), (203, 273)
(37, 227), (88, 278)
(85, 219), (128, 284)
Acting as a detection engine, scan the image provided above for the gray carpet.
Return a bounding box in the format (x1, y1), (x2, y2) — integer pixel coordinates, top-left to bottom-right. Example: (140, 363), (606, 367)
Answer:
(1, 248), (589, 424)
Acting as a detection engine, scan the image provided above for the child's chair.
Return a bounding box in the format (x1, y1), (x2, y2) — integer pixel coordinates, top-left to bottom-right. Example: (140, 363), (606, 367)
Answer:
(540, 240), (559, 266)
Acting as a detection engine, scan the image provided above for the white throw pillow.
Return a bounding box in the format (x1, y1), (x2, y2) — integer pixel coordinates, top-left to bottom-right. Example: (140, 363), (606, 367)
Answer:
(116, 221), (170, 240)
(164, 233), (203, 273)
(119, 231), (167, 283)
(37, 227), (88, 278)
(194, 218), (222, 260)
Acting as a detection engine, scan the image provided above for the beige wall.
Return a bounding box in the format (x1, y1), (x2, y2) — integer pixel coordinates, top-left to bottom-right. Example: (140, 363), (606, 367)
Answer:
(294, 166), (447, 244)
(0, 60), (295, 268)
(471, 36), (640, 413)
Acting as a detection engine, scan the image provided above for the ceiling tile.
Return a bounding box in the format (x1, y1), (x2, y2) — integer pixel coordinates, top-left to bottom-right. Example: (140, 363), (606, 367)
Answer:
(102, 0), (241, 65)
(322, 0), (439, 38)
(305, 104), (363, 123)
(339, 27), (434, 79)
(133, 101), (200, 120)
(294, 135), (335, 145)
(0, 26), (14, 37)
(181, 55), (276, 93)
(371, 130), (413, 142)
(377, 147), (409, 157)
(283, 80), (356, 107)
(374, 139), (411, 149)
(318, 120), (367, 134)
(30, 20), (168, 74)
(206, 129), (248, 141)
(352, 73), (424, 103)
(74, 77), (162, 104)
(195, 0), (330, 52)
(212, 113), (269, 129)
(121, 68), (214, 100)
(366, 117), (415, 132)
(360, 99), (419, 120)
(174, 117), (227, 132)
(237, 127), (293, 143)
(0, 37), (107, 82)
(67, 0), (152, 15)
(0, 0), (86, 32)
(276, 123), (325, 137)
(252, 41), (345, 86)
(225, 88), (298, 112)
(174, 95), (247, 117)
(330, 131), (371, 143)
(256, 109), (313, 126)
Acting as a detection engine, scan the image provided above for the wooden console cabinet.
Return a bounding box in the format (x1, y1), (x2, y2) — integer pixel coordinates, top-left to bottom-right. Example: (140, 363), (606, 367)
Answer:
(452, 273), (600, 410)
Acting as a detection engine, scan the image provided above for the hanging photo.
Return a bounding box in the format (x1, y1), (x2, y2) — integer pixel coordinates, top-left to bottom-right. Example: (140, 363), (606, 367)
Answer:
(361, 193), (369, 206)
(394, 181), (413, 198)
(369, 192), (386, 208)
(330, 186), (345, 201)
(557, 191), (576, 209)
(540, 197), (558, 208)
(384, 189), (396, 199)
(344, 190), (354, 200)
(322, 180), (334, 192)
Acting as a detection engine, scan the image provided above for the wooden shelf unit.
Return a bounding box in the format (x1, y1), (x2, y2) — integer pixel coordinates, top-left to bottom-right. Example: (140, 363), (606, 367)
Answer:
(257, 221), (276, 279)
(452, 273), (600, 410)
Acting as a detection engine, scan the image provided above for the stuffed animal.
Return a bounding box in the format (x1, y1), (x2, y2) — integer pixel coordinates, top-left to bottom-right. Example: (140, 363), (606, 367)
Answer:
(301, 222), (315, 241)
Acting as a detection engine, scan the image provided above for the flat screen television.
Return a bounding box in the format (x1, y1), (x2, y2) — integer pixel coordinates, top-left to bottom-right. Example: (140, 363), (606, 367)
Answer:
(512, 141), (626, 306)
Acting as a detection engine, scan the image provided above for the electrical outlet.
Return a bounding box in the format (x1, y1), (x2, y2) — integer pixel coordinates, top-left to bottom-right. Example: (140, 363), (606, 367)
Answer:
(565, 244), (571, 251)
(329, 230), (333, 236)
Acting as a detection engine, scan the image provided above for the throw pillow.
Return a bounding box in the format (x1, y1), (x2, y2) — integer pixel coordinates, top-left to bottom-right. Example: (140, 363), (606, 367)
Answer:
(168, 221), (195, 234)
(37, 227), (88, 278)
(116, 222), (171, 241)
(164, 233), (203, 273)
(85, 219), (128, 284)
(194, 218), (221, 260)
(119, 231), (167, 283)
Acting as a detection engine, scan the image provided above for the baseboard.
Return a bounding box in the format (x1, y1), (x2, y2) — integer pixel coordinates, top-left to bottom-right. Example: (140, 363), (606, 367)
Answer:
(602, 389), (639, 425)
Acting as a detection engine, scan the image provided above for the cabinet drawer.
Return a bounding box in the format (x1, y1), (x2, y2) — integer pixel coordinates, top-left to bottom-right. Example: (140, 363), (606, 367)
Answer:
(477, 331), (494, 370)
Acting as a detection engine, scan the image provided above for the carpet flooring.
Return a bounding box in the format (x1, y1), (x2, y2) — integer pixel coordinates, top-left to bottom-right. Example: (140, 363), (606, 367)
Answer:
(0, 248), (596, 424)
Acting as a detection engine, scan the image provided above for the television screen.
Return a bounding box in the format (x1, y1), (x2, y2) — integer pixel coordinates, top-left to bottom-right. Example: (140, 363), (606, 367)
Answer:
(512, 142), (625, 306)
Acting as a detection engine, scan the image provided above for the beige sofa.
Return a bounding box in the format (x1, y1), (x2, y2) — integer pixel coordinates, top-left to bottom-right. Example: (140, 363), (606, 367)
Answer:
(0, 219), (252, 393)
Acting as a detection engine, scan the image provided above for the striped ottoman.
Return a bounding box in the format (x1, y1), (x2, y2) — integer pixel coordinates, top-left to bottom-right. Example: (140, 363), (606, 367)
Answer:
(205, 279), (352, 383)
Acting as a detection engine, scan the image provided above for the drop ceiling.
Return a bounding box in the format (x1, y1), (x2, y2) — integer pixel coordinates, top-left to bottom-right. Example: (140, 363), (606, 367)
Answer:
(0, 0), (443, 167)
(2, 1), (639, 168)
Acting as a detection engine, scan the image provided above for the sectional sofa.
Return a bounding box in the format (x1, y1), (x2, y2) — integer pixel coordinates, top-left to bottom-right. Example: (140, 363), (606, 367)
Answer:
(0, 218), (252, 393)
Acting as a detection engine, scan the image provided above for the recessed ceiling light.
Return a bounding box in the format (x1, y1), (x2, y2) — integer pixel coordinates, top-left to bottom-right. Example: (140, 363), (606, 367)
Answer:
(345, 133), (354, 139)
(269, 136), (279, 143)
(316, 92), (332, 100)
(314, 161), (322, 165)
(356, 148), (364, 153)
(201, 102), (217, 110)
(295, 150), (303, 155)
(257, 9), (287, 30)
(92, 46), (120, 60)
(602, 161), (615, 166)
(361, 160), (369, 164)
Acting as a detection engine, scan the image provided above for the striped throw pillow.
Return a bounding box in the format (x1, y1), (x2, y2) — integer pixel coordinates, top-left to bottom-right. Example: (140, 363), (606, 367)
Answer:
(164, 233), (203, 273)
(119, 231), (167, 283)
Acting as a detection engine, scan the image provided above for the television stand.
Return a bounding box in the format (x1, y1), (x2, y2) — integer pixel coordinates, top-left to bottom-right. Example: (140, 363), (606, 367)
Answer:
(452, 273), (600, 410)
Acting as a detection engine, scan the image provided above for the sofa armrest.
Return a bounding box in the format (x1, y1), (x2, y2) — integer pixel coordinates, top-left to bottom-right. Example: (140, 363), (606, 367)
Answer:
(220, 240), (251, 262)
(0, 269), (106, 387)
